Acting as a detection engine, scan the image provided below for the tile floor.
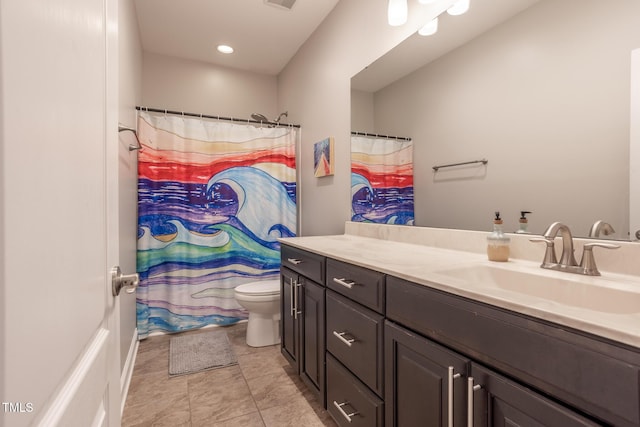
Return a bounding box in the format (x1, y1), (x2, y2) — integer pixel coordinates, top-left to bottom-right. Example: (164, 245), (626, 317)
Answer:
(122, 322), (338, 427)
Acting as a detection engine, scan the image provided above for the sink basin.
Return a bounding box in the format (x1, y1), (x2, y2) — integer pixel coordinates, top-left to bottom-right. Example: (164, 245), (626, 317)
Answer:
(434, 265), (640, 314)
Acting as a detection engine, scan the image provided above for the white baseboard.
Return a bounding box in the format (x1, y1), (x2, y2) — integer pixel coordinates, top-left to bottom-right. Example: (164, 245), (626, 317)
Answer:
(120, 328), (139, 416)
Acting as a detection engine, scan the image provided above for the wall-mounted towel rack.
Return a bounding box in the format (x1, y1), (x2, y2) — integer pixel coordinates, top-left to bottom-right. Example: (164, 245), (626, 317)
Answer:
(118, 125), (142, 151)
(432, 158), (488, 171)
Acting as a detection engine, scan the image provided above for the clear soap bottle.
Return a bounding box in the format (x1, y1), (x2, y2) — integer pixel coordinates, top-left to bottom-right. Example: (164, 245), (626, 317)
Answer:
(515, 211), (532, 234)
(487, 211), (510, 262)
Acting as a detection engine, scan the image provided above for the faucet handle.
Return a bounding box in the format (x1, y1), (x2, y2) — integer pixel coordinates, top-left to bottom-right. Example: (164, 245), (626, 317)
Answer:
(579, 242), (621, 276)
(530, 237), (557, 266)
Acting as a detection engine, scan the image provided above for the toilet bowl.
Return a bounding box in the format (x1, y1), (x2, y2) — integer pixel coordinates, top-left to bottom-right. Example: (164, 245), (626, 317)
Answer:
(234, 279), (281, 347)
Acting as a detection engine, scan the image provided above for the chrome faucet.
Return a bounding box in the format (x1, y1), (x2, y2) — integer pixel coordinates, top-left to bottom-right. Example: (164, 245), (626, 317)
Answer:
(543, 222), (578, 267)
(531, 222), (620, 276)
(588, 220), (615, 238)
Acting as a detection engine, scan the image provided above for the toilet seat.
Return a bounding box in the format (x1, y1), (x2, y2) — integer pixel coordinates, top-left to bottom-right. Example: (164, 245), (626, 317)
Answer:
(235, 280), (280, 296)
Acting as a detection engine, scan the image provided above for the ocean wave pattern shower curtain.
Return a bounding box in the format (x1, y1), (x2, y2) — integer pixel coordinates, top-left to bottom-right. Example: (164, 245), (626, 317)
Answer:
(351, 135), (414, 225)
(136, 111), (297, 338)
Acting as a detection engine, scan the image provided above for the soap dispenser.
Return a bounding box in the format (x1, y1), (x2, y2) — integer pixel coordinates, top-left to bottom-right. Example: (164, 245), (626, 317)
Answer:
(515, 211), (532, 234)
(487, 211), (510, 262)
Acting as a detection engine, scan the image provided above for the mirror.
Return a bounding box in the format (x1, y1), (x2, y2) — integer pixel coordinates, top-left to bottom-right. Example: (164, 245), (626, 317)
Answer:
(351, 0), (640, 240)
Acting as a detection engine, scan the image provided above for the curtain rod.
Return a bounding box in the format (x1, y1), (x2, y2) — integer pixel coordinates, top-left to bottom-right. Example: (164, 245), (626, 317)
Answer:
(136, 106), (301, 129)
(351, 131), (411, 141)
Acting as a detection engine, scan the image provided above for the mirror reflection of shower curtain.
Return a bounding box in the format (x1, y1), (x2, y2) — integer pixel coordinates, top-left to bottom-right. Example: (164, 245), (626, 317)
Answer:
(136, 111), (298, 338)
(351, 135), (414, 225)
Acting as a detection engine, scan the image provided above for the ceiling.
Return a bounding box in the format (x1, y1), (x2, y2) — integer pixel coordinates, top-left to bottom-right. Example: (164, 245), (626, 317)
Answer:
(352, 0), (540, 92)
(133, 0), (340, 76)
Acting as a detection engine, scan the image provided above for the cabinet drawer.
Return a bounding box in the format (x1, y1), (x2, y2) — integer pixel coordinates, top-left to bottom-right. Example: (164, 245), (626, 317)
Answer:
(387, 276), (640, 427)
(326, 258), (385, 313)
(327, 290), (384, 396)
(281, 244), (325, 284)
(327, 353), (383, 427)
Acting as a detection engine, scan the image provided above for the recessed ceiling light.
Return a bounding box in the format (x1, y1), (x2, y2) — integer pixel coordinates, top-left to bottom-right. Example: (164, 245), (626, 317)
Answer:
(217, 45), (234, 54)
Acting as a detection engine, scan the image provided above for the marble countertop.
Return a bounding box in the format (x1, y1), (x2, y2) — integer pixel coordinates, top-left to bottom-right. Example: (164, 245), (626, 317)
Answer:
(280, 233), (640, 349)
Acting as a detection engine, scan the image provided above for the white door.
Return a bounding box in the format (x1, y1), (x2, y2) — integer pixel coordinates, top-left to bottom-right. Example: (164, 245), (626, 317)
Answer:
(1, 0), (123, 426)
(631, 49), (640, 240)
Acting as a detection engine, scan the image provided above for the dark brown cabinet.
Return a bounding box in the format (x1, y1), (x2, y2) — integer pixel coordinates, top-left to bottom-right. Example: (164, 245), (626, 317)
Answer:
(327, 353), (384, 427)
(469, 364), (601, 427)
(280, 245), (326, 406)
(387, 275), (640, 427)
(280, 241), (640, 427)
(385, 320), (468, 427)
(325, 258), (386, 427)
(385, 321), (602, 427)
(326, 290), (384, 396)
(280, 267), (298, 367)
(300, 277), (325, 398)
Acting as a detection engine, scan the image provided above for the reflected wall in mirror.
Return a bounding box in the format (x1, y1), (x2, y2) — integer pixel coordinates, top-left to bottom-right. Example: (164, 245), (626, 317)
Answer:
(351, 0), (640, 240)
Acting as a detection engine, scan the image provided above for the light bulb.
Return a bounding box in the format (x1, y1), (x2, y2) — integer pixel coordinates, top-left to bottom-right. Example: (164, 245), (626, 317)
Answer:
(418, 17), (438, 36)
(217, 45), (234, 54)
(447, 0), (469, 16)
(388, 0), (408, 26)
(418, 0), (437, 4)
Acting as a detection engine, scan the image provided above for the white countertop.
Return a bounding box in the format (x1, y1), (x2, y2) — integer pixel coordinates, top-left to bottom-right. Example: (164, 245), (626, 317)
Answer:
(280, 233), (640, 349)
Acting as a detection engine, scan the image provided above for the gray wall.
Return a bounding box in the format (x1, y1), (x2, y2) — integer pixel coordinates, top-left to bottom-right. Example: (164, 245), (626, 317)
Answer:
(142, 51), (279, 121)
(278, 0), (455, 236)
(371, 0), (639, 236)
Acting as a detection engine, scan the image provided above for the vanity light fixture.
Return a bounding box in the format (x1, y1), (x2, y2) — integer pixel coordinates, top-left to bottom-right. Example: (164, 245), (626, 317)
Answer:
(217, 44), (234, 54)
(388, 0), (408, 26)
(447, 0), (470, 16)
(418, 16), (439, 36)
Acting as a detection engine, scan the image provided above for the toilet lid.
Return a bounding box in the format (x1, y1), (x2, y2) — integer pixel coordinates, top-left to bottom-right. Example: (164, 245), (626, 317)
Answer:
(235, 279), (280, 296)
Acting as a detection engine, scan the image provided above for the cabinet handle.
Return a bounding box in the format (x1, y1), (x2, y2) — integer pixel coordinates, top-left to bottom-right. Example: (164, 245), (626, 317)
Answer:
(333, 401), (359, 423)
(447, 367), (461, 427)
(294, 282), (302, 319)
(289, 277), (295, 317)
(332, 277), (356, 289)
(467, 377), (482, 427)
(287, 257), (303, 265)
(332, 331), (355, 347)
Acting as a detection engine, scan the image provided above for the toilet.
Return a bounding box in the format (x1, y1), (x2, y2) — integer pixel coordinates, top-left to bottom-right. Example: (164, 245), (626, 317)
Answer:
(234, 279), (281, 347)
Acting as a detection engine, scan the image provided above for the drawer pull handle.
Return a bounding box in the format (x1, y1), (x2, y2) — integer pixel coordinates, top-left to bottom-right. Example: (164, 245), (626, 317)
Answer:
(467, 377), (482, 427)
(333, 277), (356, 289)
(447, 367), (461, 427)
(333, 331), (355, 347)
(333, 401), (358, 423)
(287, 258), (303, 265)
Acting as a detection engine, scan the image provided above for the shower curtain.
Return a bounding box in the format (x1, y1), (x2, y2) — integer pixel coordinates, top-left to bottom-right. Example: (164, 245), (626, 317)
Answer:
(136, 111), (298, 338)
(351, 135), (414, 225)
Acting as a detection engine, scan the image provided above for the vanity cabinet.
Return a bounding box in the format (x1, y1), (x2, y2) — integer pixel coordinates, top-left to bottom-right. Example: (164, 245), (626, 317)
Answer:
(280, 245), (326, 405)
(386, 275), (640, 427)
(280, 239), (640, 427)
(325, 258), (386, 427)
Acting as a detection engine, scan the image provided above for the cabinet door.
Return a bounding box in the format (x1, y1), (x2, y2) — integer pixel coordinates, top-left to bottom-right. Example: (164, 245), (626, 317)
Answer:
(470, 364), (602, 427)
(300, 277), (326, 406)
(385, 321), (469, 427)
(280, 267), (299, 370)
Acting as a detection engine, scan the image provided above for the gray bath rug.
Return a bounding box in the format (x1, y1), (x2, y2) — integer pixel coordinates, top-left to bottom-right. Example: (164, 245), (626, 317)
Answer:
(169, 329), (237, 376)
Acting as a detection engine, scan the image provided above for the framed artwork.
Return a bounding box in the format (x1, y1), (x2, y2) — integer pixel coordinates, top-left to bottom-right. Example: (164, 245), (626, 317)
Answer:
(313, 137), (334, 177)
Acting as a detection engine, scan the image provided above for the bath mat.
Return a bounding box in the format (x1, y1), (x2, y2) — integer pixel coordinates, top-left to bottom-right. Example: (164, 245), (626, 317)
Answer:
(169, 329), (237, 376)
